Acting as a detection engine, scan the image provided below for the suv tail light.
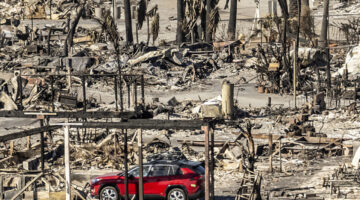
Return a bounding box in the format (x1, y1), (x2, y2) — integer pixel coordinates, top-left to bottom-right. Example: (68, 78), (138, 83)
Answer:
(190, 175), (200, 181)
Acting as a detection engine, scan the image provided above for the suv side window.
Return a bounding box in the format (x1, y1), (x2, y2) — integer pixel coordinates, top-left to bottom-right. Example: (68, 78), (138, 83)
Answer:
(170, 166), (181, 176)
(148, 165), (172, 177)
(129, 165), (151, 177)
(175, 167), (183, 175)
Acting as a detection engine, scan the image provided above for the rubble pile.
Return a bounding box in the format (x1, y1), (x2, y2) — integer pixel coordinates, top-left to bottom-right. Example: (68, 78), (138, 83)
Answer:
(2, 0), (360, 199)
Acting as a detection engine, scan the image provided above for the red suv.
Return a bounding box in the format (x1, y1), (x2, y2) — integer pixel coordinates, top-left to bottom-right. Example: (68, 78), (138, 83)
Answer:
(90, 160), (205, 200)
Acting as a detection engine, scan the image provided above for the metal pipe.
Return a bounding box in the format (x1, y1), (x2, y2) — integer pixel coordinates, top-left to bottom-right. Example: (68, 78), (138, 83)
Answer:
(40, 120), (45, 174)
(0, 176), (3, 200)
(114, 76), (118, 111)
(268, 134), (273, 173)
(19, 71), (23, 109)
(50, 76), (55, 112)
(134, 80), (137, 110)
(203, 126), (210, 200)
(82, 76), (86, 112)
(293, 40), (297, 108)
(124, 129), (129, 200)
(210, 128), (215, 200)
(141, 75), (145, 105)
(279, 139), (282, 173)
(138, 129), (144, 200)
(120, 75), (123, 111)
(64, 125), (71, 200)
(127, 83), (131, 108)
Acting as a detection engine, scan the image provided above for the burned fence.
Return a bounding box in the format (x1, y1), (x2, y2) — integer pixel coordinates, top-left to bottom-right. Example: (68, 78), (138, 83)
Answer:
(0, 73), (146, 113)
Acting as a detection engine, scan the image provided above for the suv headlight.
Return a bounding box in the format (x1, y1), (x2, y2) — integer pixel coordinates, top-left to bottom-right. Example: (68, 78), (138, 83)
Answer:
(91, 178), (101, 184)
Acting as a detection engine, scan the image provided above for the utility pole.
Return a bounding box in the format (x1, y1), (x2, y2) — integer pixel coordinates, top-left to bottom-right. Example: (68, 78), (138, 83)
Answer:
(124, 0), (133, 44)
(176, 0), (185, 43)
(227, 0), (238, 40)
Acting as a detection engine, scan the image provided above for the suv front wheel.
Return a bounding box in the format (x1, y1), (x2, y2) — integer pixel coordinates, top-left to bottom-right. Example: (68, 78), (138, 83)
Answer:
(167, 188), (186, 200)
(100, 186), (118, 200)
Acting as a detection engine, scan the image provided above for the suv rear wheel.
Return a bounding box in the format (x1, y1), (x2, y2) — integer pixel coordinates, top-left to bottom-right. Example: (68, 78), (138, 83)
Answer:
(167, 188), (186, 200)
(100, 186), (118, 200)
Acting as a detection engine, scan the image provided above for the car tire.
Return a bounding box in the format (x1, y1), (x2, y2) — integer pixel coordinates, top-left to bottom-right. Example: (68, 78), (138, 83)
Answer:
(167, 188), (187, 200)
(100, 186), (119, 200)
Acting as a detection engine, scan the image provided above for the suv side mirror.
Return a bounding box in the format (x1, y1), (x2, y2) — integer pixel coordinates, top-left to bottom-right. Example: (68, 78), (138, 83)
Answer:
(128, 174), (135, 179)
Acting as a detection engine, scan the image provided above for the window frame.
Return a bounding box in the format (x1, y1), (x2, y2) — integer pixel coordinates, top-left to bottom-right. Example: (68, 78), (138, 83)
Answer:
(128, 165), (152, 177)
(147, 164), (176, 177)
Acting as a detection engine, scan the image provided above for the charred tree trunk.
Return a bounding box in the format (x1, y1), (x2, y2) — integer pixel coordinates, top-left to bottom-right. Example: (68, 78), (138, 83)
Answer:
(227, 0), (237, 40)
(289, 0), (298, 18)
(294, 0), (301, 106)
(320, 0), (329, 48)
(176, 0), (185, 43)
(64, 6), (85, 57)
(124, 0), (133, 44)
(206, 0), (213, 43)
(300, 0), (310, 31)
(278, 0), (291, 88)
(300, 0), (309, 16)
(320, 0), (331, 93)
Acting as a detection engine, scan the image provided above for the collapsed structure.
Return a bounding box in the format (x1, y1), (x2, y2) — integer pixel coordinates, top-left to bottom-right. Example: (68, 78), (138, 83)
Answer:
(0, 0), (360, 199)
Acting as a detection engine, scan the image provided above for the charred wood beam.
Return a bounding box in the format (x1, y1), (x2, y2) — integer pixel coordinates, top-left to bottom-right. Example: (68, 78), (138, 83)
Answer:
(67, 120), (211, 130)
(0, 121), (212, 142)
(232, 132), (343, 143)
(0, 126), (61, 143)
(177, 140), (239, 147)
(20, 74), (142, 80)
(10, 173), (42, 200)
(0, 111), (138, 119)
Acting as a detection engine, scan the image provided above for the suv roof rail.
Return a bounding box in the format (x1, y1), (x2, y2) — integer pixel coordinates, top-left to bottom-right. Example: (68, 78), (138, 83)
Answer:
(146, 148), (187, 162)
